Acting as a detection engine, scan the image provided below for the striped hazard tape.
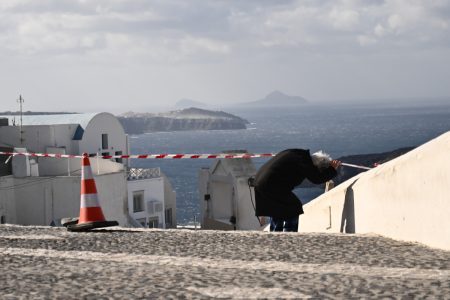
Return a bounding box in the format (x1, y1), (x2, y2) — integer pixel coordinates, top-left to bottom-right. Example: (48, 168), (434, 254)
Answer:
(0, 151), (374, 170)
(0, 151), (275, 160)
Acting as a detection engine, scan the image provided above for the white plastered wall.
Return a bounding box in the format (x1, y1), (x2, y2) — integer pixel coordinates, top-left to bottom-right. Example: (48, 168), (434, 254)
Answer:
(0, 124), (77, 154)
(94, 172), (129, 226)
(79, 113), (128, 157)
(301, 131), (450, 250)
(235, 177), (261, 230)
(162, 174), (177, 228)
(3, 172), (129, 226)
(0, 176), (17, 224)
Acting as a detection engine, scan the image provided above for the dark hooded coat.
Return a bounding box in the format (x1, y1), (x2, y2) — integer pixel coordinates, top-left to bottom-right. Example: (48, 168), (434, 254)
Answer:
(254, 149), (337, 218)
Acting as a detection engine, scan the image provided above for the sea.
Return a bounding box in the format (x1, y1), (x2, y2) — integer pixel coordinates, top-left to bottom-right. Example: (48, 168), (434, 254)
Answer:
(129, 100), (450, 225)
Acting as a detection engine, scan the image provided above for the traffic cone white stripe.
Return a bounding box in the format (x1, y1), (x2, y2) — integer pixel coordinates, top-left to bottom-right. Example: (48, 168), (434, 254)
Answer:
(80, 194), (101, 208)
(81, 160), (94, 180)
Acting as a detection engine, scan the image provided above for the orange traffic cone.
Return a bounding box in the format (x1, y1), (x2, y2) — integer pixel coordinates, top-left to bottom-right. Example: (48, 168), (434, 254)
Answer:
(67, 153), (118, 232)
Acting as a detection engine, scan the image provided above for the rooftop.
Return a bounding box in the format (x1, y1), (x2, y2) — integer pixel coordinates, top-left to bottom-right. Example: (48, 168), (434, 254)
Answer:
(0, 113), (98, 129)
(1, 225), (449, 298)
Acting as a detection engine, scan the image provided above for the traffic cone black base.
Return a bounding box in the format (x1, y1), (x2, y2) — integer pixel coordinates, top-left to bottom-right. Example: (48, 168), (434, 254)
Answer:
(67, 220), (119, 232)
(61, 217), (79, 227)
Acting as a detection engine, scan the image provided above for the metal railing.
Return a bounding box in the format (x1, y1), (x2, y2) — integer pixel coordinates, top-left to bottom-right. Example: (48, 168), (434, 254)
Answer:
(127, 167), (161, 180)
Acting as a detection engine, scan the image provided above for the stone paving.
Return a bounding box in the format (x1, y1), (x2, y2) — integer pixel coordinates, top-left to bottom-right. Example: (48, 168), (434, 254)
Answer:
(0, 225), (449, 299)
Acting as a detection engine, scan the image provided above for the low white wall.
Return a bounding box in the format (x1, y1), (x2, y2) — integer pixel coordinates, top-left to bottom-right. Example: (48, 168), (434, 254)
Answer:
(0, 176), (17, 224)
(301, 131), (450, 250)
(12, 176), (80, 225)
(0, 125), (78, 154)
(39, 157), (123, 177)
(235, 177), (261, 230)
(4, 172), (129, 227)
(162, 174), (177, 228)
(95, 172), (129, 226)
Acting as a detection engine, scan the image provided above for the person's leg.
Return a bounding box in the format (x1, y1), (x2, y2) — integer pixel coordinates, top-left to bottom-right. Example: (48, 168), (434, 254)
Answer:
(270, 217), (284, 232)
(283, 216), (299, 232)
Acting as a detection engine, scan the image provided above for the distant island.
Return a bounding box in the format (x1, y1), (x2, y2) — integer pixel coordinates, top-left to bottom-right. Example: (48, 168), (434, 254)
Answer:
(0, 111), (76, 115)
(118, 107), (249, 134)
(241, 90), (308, 107)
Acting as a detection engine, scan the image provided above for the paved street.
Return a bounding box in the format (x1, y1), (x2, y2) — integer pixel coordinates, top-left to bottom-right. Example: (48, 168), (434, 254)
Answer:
(0, 225), (449, 299)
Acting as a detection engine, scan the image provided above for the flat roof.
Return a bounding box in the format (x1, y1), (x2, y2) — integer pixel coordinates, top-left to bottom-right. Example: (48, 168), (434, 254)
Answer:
(0, 113), (98, 129)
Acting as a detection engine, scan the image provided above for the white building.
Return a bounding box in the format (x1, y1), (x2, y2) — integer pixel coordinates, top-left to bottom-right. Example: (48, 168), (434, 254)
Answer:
(0, 113), (176, 228)
(199, 152), (263, 230)
(127, 168), (176, 228)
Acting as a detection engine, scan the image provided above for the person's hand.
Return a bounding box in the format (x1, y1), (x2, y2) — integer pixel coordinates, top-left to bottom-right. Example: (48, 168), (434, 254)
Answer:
(330, 160), (341, 170)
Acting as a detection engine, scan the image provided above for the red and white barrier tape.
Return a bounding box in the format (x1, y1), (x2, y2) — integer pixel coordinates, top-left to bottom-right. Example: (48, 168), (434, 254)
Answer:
(0, 151), (374, 170)
(0, 151), (274, 160)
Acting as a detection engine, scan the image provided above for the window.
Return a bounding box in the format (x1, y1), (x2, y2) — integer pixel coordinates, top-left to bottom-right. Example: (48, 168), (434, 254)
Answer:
(148, 217), (159, 228)
(115, 151), (123, 163)
(101, 134), (108, 150)
(133, 191), (144, 212)
(165, 208), (173, 227)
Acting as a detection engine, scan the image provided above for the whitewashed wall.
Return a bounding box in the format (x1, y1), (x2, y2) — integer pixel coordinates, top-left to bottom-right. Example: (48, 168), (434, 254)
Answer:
(301, 131), (450, 251)
(3, 172), (129, 227)
(94, 172), (129, 226)
(79, 113), (128, 157)
(162, 174), (177, 228)
(11, 176), (80, 225)
(199, 158), (259, 230)
(235, 177), (261, 230)
(0, 176), (17, 224)
(0, 125), (78, 154)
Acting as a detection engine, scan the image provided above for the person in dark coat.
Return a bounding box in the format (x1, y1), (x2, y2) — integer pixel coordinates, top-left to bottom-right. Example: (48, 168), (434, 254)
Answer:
(254, 149), (341, 232)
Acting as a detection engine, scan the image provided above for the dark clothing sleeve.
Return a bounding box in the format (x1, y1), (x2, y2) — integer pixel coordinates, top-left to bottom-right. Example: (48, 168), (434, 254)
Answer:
(254, 149), (338, 218)
(305, 164), (337, 184)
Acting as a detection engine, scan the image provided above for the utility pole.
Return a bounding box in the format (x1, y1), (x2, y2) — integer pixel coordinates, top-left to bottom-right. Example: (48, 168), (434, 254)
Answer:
(17, 95), (25, 144)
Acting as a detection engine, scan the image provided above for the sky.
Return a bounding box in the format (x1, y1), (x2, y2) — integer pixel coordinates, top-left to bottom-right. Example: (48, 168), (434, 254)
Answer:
(1, 0), (449, 113)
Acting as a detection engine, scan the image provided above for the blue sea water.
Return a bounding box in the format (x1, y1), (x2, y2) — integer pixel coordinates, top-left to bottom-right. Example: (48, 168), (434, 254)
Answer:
(129, 101), (450, 225)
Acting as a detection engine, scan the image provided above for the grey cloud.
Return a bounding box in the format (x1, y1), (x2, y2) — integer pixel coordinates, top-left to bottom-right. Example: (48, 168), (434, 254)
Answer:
(2, 0), (449, 59)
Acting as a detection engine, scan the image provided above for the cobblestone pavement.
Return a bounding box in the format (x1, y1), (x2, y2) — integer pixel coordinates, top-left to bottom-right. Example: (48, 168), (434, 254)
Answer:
(0, 225), (449, 299)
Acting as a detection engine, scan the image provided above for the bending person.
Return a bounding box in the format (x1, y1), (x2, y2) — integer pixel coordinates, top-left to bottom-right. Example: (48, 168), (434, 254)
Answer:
(254, 149), (341, 232)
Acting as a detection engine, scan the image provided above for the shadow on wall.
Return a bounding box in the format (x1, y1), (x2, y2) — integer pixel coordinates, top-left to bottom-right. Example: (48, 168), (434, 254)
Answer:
(340, 179), (358, 233)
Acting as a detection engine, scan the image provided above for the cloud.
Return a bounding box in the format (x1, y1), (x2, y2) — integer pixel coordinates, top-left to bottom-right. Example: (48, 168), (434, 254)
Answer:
(0, 0), (449, 62)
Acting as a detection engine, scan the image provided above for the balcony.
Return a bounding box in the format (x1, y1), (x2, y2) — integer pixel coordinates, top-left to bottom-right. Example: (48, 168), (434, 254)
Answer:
(127, 168), (161, 181)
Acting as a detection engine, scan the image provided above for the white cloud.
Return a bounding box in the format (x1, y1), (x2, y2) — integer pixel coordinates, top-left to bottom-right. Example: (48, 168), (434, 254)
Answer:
(328, 8), (360, 30)
(374, 24), (386, 37)
(358, 35), (377, 46)
(387, 14), (403, 31)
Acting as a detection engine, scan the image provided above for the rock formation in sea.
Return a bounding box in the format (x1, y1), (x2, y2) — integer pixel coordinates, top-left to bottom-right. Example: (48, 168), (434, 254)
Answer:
(118, 107), (249, 134)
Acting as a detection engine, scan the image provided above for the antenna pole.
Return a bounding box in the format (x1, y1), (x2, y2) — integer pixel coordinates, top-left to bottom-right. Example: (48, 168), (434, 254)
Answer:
(17, 95), (25, 144)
